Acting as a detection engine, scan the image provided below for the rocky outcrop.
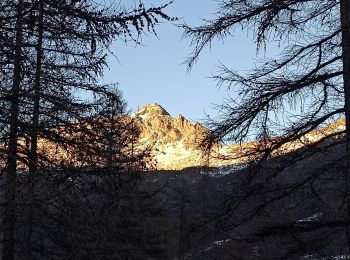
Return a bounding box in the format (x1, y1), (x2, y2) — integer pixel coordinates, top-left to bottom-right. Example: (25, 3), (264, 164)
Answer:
(131, 104), (210, 170)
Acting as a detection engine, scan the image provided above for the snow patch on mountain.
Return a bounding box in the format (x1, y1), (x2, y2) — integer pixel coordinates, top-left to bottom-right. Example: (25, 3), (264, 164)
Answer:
(131, 104), (346, 171)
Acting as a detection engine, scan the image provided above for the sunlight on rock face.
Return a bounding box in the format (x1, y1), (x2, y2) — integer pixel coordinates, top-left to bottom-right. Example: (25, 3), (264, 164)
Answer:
(131, 105), (346, 170)
(131, 104), (210, 170)
(129, 105), (345, 170)
(8, 105), (344, 171)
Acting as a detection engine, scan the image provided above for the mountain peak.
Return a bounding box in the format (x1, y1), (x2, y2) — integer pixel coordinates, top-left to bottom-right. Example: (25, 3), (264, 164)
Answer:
(132, 103), (170, 120)
(130, 104), (211, 170)
(139, 103), (166, 111)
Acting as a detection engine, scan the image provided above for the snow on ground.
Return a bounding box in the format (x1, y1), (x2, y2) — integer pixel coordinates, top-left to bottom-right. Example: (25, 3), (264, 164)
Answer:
(302, 255), (350, 260)
(201, 163), (249, 177)
(137, 113), (148, 120)
(153, 141), (203, 169)
(131, 110), (149, 121)
(204, 239), (231, 251)
(297, 213), (323, 223)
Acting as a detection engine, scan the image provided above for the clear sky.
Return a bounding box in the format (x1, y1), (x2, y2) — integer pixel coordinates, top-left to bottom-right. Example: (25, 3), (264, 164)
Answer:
(101, 0), (264, 122)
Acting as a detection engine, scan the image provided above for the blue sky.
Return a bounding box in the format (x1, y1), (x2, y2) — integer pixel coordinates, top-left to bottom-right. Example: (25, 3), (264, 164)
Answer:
(101, 0), (264, 122)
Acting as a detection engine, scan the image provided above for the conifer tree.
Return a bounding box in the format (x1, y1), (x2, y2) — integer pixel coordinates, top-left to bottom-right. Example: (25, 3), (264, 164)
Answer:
(0, 0), (173, 259)
(184, 0), (350, 258)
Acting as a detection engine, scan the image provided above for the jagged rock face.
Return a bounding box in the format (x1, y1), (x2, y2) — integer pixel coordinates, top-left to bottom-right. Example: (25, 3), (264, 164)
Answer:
(131, 104), (346, 170)
(131, 104), (209, 170)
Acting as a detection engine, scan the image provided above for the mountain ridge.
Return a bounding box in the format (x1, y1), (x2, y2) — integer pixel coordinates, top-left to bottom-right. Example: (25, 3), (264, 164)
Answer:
(130, 104), (346, 170)
(11, 103), (344, 171)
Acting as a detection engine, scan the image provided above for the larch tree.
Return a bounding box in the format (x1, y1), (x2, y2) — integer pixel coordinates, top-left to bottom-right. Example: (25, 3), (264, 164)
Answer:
(184, 0), (350, 258)
(1, 1), (25, 259)
(0, 0), (173, 259)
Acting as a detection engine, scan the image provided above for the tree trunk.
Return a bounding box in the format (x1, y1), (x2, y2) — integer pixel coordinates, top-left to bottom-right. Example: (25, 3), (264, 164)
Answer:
(26, 0), (44, 257)
(2, 0), (24, 259)
(29, 0), (44, 184)
(340, 0), (350, 253)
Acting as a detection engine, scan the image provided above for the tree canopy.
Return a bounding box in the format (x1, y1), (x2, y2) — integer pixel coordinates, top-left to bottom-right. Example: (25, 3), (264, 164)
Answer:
(183, 0), (350, 258)
(185, 0), (345, 148)
(0, 0), (173, 259)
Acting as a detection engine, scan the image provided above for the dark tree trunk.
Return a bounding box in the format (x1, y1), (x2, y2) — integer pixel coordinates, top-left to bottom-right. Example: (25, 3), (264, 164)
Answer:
(26, 0), (44, 257)
(2, 0), (24, 259)
(340, 0), (350, 252)
(29, 0), (43, 184)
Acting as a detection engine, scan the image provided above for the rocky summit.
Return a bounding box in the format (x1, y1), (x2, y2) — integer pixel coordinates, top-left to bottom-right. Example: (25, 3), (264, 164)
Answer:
(131, 104), (210, 170)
